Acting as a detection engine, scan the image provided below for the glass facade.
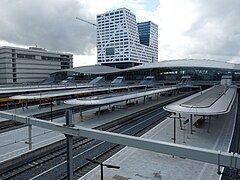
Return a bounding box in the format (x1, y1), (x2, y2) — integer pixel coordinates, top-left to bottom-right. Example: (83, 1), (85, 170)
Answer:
(138, 22), (151, 46)
(50, 66), (240, 84)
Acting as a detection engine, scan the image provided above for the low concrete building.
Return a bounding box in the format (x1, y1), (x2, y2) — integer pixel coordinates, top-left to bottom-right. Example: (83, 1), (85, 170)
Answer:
(0, 46), (73, 84)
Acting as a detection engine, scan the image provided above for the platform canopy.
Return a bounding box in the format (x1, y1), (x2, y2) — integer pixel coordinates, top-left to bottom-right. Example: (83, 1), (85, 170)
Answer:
(65, 87), (177, 106)
(163, 85), (236, 115)
(10, 85), (145, 100)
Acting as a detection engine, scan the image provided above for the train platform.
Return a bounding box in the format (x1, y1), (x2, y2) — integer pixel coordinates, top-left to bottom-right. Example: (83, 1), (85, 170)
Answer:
(0, 84), (91, 94)
(0, 88), (236, 179)
(10, 84), (147, 100)
(80, 97), (237, 179)
(0, 91), (183, 162)
(164, 85), (236, 115)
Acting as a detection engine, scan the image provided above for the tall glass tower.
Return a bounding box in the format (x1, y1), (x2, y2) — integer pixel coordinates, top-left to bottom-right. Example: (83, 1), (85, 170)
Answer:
(96, 8), (158, 69)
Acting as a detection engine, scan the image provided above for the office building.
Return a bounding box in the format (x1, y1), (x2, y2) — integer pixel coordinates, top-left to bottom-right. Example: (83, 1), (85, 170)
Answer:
(0, 46), (73, 84)
(96, 8), (158, 69)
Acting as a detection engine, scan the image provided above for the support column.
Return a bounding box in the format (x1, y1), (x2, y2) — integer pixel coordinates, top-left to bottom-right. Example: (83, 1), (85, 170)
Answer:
(21, 101), (24, 111)
(183, 123), (186, 143)
(14, 102), (17, 114)
(28, 124), (32, 150)
(143, 96), (146, 104)
(208, 116), (211, 133)
(39, 91), (42, 110)
(50, 99), (53, 122)
(172, 116), (176, 158)
(39, 99), (42, 110)
(79, 106), (83, 120)
(190, 114), (193, 134)
(98, 106), (100, 118)
(101, 163), (104, 180)
(178, 113), (183, 130)
(173, 116), (176, 144)
(26, 100), (28, 109)
(65, 110), (73, 180)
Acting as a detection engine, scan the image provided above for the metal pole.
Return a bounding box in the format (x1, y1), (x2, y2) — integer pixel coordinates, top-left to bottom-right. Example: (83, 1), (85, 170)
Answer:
(28, 124), (32, 150)
(79, 106), (82, 120)
(179, 113), (183, 130)
(190, 114), (193, 134)
(26, 100), (28, 109)
(65, 110), (73, 180)
(172, 116), (176, 158)
(208, 116), (211, 133)
(21, 101), (24, 111)
(98, 106), (100, 118)
(50, 99), (53, 122)
(174, 117), (176, 144)
(39, 91), (42, 110)
(101, 163), (103, 180)
(183, 124), (186, 143)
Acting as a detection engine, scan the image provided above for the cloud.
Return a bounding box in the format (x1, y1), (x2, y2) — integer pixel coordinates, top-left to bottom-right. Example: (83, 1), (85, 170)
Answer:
(0, 0), (96, 55)
(153, 0), (240, 62)
(1, 0), (240, 66)
(185, 0), (240, 58)
(73, 47), (97, 67)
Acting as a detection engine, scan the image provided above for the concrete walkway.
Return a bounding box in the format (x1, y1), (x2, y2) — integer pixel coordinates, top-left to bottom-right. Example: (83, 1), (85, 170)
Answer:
(80, 97), (237, 180)
(0, 92), (181, 162)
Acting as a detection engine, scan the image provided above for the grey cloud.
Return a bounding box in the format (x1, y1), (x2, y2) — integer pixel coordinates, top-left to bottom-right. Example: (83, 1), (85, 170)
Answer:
(0, 0), (96, 55)
(185, 0), (240, 60)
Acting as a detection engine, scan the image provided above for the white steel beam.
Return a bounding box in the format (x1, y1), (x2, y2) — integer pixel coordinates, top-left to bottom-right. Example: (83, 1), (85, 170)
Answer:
(0, 111), (240, 169)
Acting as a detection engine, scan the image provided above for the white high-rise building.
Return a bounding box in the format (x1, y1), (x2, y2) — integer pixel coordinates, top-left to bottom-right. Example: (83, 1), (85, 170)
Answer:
(96, 8), (158, 69)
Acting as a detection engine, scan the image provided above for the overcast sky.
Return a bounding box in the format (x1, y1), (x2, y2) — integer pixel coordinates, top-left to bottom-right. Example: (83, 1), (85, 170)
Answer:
(0, 0), (240, 67)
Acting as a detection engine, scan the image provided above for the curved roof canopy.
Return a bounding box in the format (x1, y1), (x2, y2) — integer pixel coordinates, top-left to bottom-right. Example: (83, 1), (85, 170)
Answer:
(127, 59), (240, 71)
(163, 85), (236, 115)
(53, 64), (120, 75)
(52, 59), (240, 75)
(65, 87), (177, 106)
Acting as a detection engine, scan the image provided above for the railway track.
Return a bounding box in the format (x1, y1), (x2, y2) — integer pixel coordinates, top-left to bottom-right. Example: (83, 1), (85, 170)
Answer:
(15, 107), (169, 180)
(70, 109), (166, 180)
(32, 105), (96, 120)
(0, 105), (93, 132)
(0, 120), (25, 133)
(0, 91), (196, 179)
(0, 89), (190, 132)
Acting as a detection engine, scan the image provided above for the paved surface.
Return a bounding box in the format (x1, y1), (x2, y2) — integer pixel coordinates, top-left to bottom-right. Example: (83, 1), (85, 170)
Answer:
(80, 97), (237, 180)
(0, 92), (174, 162)
(181, 85), (225, 108)
(0, 91), (236, 180)
(164, 86), (236, 115)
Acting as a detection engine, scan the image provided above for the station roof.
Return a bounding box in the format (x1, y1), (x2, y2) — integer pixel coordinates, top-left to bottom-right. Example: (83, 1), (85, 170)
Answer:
(51, 59), (240, 75)
(0, 84), (91, 95)
(53, 64), (120, 75)
(64, 87), (177, 106)
(127, 59), (240, 71)
(163, 85), (236, 115)
(10, 85), (146, 100)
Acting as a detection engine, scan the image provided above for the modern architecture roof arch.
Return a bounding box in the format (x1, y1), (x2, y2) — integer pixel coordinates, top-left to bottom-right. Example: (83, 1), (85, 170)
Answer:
(49, 59), (240, 83)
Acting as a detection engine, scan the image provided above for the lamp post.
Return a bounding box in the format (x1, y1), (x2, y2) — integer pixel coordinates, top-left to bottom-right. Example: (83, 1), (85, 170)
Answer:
(168, 113), (177, 144)
(86, 158), (120, 180)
